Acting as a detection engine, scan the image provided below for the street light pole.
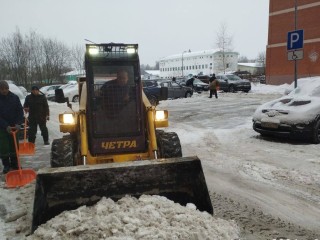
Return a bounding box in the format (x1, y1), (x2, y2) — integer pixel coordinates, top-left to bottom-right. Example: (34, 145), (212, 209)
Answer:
(181, 51), (187, 77)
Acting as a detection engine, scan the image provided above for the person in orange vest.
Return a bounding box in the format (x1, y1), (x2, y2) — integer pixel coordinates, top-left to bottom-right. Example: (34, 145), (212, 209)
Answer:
(208, 74), (220, 99)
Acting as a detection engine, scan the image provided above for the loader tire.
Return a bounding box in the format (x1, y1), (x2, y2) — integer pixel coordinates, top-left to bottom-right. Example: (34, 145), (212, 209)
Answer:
(51, 135), (75, 167)
(156, 130), (182, 158)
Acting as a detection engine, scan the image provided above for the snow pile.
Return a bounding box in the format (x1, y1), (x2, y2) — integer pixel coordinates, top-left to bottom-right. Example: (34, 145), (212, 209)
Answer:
(250, 82), (290, 94)
(29, 195), (239, 240)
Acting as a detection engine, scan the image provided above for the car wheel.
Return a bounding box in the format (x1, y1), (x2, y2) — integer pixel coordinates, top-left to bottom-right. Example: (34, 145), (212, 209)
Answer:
(311, 119), (320, 144)
(185, 92), (192, 98)
(229, 85), (235, 92)
(72, 95), (79, 102)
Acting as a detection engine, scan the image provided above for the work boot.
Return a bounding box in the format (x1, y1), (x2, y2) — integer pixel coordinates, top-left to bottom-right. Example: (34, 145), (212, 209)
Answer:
(2, 158), (10, 174)
(10, 157), (19, 170)
(2, 166), (10, 174)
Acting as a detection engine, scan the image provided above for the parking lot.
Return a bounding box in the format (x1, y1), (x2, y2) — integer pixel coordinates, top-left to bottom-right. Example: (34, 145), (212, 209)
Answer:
(159, 91), (320, 239)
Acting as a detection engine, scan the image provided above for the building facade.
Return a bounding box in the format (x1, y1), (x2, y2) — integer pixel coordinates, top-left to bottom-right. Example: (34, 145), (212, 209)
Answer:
(267, 0), (320, 85)
(159, 49), (239, 79)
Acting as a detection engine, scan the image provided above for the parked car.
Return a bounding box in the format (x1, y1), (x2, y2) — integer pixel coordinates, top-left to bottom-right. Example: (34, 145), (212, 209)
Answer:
(142, 79), (162, 105)
(18, 86), (28, 97)
(252, 78), (320, 143)
(196, 75), (210, 84)
(193, 79), (209, 92)
(216, 74), (251, 92)
(47, 82), (79, 102)
(159, 81), (193, 99)
(178, 78), (209, 93)
(63, 84), (79, 102)
(40, 84), (62, 95)
(6, 80), (25, 100)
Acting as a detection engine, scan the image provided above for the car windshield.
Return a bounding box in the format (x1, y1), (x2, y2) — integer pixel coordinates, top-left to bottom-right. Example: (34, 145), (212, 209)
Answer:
(193, 79), (205, 84)
(142, 81), (158, 87)
(226, 75), (242, 80)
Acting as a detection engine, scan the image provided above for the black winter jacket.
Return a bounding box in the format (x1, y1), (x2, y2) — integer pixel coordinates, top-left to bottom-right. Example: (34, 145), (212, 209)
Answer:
(0, 91), (24, 130)
(24, 93), (49, 122)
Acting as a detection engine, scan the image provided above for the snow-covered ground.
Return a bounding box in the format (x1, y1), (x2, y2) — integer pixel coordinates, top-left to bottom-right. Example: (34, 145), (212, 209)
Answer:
(0, 81), (320, 239)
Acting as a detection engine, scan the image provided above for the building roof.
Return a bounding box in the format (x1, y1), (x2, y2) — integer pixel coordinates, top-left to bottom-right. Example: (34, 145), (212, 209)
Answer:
(160, 49), (238, 61)
(145, 70), (160, 76)
(238, 62), (264, 68)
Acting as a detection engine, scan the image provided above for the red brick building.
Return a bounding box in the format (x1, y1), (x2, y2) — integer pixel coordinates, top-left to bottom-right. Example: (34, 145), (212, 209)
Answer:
(266, 0), (320, 85)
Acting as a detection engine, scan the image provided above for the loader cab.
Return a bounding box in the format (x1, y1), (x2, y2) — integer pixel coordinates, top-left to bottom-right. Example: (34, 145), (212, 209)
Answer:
(85, 44), (146, 155)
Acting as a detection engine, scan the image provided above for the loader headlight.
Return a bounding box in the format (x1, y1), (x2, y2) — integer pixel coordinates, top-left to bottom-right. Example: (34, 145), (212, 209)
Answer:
(59, 113), (75, 124)
(155, 110), (167, 121)
(88, 46), (99, 55)
(127, 47), (136, 54)
(155, 110), (168, 128)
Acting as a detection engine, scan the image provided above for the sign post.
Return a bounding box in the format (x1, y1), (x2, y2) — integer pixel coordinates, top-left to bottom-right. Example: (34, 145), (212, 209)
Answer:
(287, 0), (302, 88)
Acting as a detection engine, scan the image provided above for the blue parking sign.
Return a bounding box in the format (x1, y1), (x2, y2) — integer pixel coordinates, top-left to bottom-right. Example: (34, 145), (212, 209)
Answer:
(287, 30), (304, 51)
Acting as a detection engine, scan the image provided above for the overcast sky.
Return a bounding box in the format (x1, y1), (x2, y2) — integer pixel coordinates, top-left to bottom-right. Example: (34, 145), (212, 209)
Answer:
(1, 0), (269, 65)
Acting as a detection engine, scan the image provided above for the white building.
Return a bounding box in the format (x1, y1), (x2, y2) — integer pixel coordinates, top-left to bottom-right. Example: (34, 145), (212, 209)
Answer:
(159, 49), (239, 79)
(237, 62), (265, 75)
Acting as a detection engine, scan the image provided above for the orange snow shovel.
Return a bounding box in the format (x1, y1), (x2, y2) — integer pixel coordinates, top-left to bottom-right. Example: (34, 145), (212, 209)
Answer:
(19, 116), (35, 155)
(6, 129), (37, 188)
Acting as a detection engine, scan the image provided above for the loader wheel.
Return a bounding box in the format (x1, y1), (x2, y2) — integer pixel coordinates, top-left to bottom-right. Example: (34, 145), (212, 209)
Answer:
(156, 130), (182, 158)
(51, 135), (76, 167)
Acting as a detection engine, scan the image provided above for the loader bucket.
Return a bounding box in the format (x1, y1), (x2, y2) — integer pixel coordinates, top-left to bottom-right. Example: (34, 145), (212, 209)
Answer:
(31, 156), (213, 232)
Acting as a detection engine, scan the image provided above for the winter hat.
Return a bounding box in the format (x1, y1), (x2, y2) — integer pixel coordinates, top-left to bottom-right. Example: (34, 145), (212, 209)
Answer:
(31, 86), (39, 91)
(0, 80), (9, 89)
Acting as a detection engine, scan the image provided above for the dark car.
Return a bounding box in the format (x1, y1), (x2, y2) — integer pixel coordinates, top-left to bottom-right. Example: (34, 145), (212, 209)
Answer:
(216, 74), (251, 92)
(193, 78), (209, 92)
(178, 78), (209, 93)
(142, 79), (163, 105)
(159, 81), (193, 99)
(196, 75), (210, 84)
(252, 78), (320, 143)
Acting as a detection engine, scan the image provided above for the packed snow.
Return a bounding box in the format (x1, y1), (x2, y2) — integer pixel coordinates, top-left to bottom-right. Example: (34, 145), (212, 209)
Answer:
(1, 79), (320, 240)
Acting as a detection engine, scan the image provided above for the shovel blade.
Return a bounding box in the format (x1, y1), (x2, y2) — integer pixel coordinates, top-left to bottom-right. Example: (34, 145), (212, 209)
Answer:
(6, 169), (37, 188)
(19, 142), (35, 155)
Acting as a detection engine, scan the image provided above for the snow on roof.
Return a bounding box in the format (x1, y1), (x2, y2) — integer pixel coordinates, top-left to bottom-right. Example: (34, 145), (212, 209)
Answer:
(160, 48), (238, 61)
(238, 62), (264, 68)
(145, 70), (160, 76)
(62, 69), (85, 76)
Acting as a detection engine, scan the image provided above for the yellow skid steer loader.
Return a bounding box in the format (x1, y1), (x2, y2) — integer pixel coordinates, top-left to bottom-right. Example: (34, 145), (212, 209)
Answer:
(32, 43), (213, 231)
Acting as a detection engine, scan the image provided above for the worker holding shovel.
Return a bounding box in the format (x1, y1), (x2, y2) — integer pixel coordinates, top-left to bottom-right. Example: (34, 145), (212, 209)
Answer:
(0, 80), (24, 174)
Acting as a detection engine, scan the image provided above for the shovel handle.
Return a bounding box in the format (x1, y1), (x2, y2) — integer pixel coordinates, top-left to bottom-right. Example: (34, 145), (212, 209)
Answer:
(11, 130), (22, 171)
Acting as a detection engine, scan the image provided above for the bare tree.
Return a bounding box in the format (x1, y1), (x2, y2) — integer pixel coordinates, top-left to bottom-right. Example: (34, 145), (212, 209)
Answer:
(215, 22), (233, 73)
(0, 28), (74, 88)
(238, 55), (249, 63)
(256, 51), (266, 75)
(0, 28), (30, 86)
(41, 38), (71, 85)
(71, 44), (85, 73)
